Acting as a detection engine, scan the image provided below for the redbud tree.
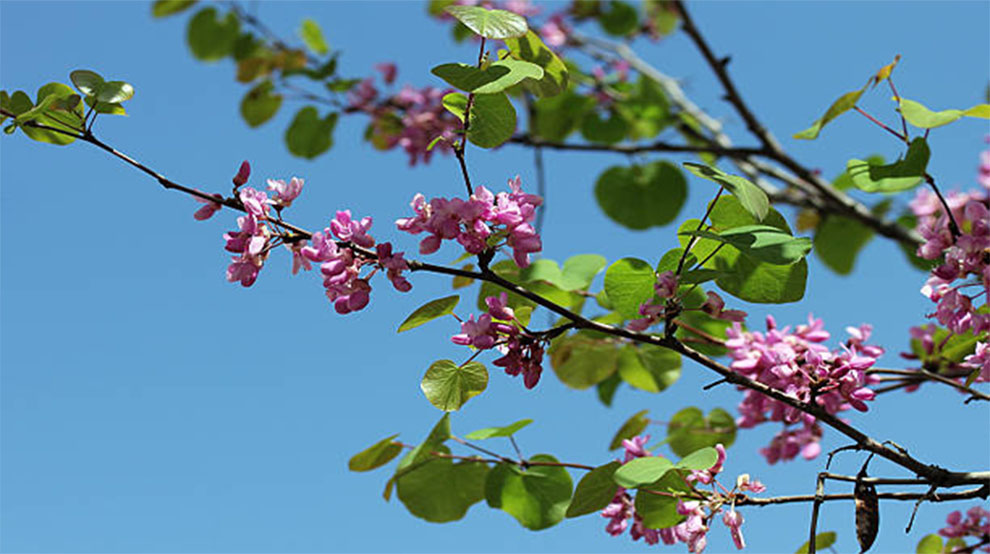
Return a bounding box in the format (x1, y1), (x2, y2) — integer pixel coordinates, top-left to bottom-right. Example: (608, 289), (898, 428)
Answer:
(2, 1), (988, 553)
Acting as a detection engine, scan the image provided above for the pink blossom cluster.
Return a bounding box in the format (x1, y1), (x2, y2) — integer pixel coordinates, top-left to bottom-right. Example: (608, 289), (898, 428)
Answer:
(348, 64), (460, 166)
(299, 211), (411, 314)
(938, 505), (990, 552)
(602, 436), (765, 552)
(909, 157), (990, 382)
(198, 162), (411, 311)
(725, 316), (883, 464)
(397, 176), (543, 268)
(628, 272), (745, 332)
(452, 293), (545, 388)
(208, 162), (303, 287)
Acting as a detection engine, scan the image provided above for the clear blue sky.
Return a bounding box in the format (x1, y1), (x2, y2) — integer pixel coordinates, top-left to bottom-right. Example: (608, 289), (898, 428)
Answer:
(2, 2), (988, 553)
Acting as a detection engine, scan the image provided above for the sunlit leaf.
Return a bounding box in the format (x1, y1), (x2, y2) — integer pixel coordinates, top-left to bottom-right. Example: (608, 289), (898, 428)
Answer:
(398, 295), (460, 333)
(349, 434), (403, 472)
(794, 86), (866, 140)
(299, 19), (329, 55)
(683, 163), (768, 222)
(465, 419), (533, 440)
(848, 137), (930, 193)
(420, 360), (488, 412)
(445, 5), (528, 39)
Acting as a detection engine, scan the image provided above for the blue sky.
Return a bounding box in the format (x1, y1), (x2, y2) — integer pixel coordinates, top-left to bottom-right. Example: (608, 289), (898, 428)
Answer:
(2, 1), (988, 553)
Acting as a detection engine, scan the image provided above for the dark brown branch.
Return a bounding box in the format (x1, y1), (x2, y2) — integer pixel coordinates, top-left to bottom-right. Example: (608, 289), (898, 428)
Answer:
(671, 1), (922, 249)
(868, 368), (990, 402)
(7, 108), (986, 494)
(739, 484), (988, 507)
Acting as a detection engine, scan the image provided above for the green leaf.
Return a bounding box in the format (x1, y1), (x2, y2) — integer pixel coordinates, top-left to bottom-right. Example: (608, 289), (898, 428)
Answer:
(595, 162), (687, 230)
(598, 0), (639, 36)
(420, 360), (488, 412)
(445, 5), (528, 39)
(613, 456), (674, 488)
(432, 60), (543, 95)
(617, 345), (681, 393)
(794, 86), (866, 139)
(814, 214), (873, 275)
(581, 110), (629, 144)
(559, 254), (606, 291)
(603, 257), (656, 319)
(395, 414), (451, 474)
(442, 92), (467, 121)
(549, 335), (620, 389)
(503, 30), (569, 97)
(635, 470), (693, 528)
(609, 409), (650, 450)
(17, 84), (80, 145)
(485, 454), (573, 530)
(898, 97), (963, 129)
(532, 89), (595, 141)
(299, 19), (329, 55)
(615, 75), (672, 140)
(465, 419), (533, 440)
(349, 434), (403, 472)
(848, 137), (930, 193)
(240, 80), (282, 128)
(6, 90), (33, 117)
(152, 0), (197, 17)
(596, 373), (622, 407)
(84, 96), (126, 116)
(398, 295), (460, 333)
(702, 197), (808, 303)
(466, 92), (516, 148)
(285, 106), (337, 159)
(679, 225), (812, 266)
(634, 488), (682, 528)
(566, 461), (622, 518)
(0, 91), (10, 124)
(666, 407), (736, 457)
(95, 81), (134, 104)
(675, 446), (718, 470)
(520, 258), (564, 286)
(397, 445), (489, 522)
(914, 533), (943, 554)
(69, 69), (104, 97)
(187, 7), (240, 62)
(963, 104), (990, 118)
(796, 531), (838, 553)
(683, 162), (769, 222)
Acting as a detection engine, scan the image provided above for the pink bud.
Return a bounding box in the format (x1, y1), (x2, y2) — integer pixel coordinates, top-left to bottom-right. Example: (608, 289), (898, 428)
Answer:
(233, 160), (251, 186)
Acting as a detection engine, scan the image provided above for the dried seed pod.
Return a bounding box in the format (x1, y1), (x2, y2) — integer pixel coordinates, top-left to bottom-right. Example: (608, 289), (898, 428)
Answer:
(854, 478), (879, 553)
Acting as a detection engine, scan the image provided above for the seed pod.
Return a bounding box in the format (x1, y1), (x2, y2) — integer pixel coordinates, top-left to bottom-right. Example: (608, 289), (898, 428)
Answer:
(854, 478), (879, 553)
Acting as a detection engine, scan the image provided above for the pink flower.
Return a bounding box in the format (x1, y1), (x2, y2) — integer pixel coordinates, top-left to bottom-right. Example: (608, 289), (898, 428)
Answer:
(736, 473), (766, 493)
(266, 177), (303, 208)
(397, 177), (543, 269)
(193, 193), (223, 221)
(540, 15), (569, 48)
(330, 210), (375, 248)
(726, 316), (880, 462)
(376, 242), (411, 292)
(375, 62), (397, 85)
(238, 187), (270, 217)
(722, 508), (745, 549)
(964, 341), (990, 382)
(701, 291), (747, 322)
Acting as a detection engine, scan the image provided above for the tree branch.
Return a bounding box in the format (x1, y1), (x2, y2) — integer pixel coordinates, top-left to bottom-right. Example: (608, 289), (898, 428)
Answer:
(7, 109), (986, 493)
